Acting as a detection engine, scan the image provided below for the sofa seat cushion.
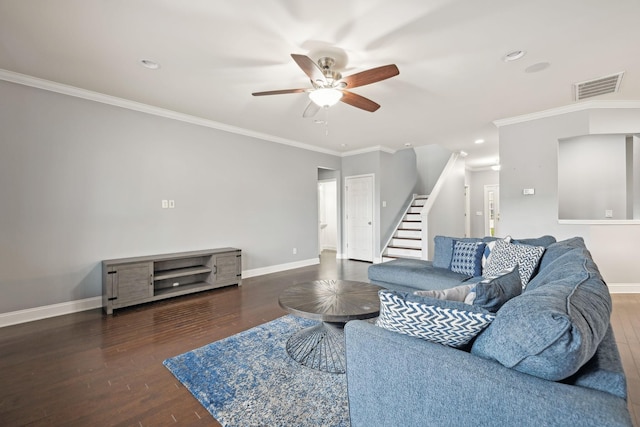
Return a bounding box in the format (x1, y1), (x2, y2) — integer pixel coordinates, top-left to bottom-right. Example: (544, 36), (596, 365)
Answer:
(368, 259), (472, 291)
(471, 247), (612, 381)
(376, 290), (495, 348)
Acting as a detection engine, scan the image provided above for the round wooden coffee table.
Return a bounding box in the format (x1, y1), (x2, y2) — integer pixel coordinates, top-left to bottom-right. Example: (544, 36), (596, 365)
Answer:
(278, 279), (383, 374)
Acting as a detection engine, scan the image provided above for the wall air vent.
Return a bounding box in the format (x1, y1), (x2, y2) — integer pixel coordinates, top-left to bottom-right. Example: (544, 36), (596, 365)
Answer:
(574, 72), (624, 101)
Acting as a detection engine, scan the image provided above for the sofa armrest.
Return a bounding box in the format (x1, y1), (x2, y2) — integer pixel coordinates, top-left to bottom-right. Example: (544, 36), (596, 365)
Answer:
(345, 320), (632, 427)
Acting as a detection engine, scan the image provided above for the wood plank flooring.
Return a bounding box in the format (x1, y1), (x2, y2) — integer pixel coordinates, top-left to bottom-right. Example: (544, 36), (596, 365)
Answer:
(0, 253), (638, 426)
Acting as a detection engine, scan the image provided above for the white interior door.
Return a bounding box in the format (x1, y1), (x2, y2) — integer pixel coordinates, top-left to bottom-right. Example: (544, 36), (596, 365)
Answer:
(346, 175), (373, 262)
(484, 184), (500, 237)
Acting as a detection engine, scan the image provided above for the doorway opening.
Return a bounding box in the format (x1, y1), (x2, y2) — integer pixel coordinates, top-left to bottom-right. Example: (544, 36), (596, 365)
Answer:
(484, 184), (500, 237)
(318, 168), (340, 259)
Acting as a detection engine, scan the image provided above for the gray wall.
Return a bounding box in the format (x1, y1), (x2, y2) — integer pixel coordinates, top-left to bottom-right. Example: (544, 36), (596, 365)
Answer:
(0, 80), (341, 313)
(414, 144), (451, 195)
(498, 107), (640, 285)
(426, 156), (466, 258)
(558, 134), (627, 220)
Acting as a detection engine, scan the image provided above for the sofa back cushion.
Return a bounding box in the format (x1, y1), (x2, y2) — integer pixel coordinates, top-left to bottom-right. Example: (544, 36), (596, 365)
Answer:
(471, 247), (612, 381)
(536, 236), (586, 273)
(433, 236), (481, 269)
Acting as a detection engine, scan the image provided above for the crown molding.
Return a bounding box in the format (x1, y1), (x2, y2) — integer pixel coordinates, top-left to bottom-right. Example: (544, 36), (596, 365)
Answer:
(0, 69), (349, 157)
(341, 145), (397, 156)
(494, 100), (640, 128)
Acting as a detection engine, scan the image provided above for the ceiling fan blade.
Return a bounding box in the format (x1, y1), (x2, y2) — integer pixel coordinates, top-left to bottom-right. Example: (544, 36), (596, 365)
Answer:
(302, 101), (321, 118)
(291, 54), (326, 84)
(252, 88), (307, 96)
(340, 91), (380, 112)
(341, 64), (399, 89)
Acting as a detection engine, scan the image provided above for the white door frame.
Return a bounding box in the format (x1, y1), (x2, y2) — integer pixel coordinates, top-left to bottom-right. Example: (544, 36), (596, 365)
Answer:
(345, 174), (374, 262)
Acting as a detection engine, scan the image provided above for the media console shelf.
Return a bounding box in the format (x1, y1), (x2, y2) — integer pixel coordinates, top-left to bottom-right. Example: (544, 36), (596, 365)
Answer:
(102, 248), (241, 315)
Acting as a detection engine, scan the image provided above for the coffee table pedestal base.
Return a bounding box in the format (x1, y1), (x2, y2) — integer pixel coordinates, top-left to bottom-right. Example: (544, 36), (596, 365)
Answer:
(286, 322), (345, 374)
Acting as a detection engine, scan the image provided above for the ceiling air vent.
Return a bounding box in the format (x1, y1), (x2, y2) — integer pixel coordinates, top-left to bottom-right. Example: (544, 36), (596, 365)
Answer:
(574, 72), (624, 101)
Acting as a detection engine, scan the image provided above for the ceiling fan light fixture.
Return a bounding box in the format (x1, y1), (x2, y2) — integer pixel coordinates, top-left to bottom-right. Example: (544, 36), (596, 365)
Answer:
(309, 88), (343, 107)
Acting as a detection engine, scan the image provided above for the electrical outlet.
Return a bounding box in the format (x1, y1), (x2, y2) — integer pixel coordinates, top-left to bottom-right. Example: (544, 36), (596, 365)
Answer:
(293, 248), (297, 255)
(605, 210), (613, 218)
(169, 200), (175, 208)
(162, 200), (168, 209)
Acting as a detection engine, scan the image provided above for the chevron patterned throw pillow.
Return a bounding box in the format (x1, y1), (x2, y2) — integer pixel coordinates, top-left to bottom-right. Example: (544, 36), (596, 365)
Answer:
(483, 240), (545, 286)
(376, 290), (496, 348)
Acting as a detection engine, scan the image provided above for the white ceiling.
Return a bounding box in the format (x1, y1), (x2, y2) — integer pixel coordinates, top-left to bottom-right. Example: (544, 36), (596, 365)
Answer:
(1, 0), (639, 168)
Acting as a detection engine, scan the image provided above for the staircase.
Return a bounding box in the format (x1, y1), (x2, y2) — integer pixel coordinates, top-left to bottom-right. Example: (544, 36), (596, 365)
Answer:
(382, 195), (428, 261)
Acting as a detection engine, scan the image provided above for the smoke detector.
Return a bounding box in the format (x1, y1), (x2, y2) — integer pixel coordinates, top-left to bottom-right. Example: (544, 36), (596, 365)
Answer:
(574, 72), (624, 101)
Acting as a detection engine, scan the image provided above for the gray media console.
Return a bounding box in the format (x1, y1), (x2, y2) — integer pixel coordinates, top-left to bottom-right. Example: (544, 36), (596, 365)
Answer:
(102, 248), (242, 314)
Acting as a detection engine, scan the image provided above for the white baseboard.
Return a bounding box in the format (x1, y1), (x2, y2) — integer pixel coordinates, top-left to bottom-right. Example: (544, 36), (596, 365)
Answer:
(0, 258), (322, 328)
(608, 283), (640, 293)
(242, 258), (320, 279)
(0, 296), (103, 328)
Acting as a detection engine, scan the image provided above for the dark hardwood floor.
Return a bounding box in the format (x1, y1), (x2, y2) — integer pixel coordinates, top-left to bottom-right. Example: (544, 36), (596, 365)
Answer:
(0, 253), (638, 426)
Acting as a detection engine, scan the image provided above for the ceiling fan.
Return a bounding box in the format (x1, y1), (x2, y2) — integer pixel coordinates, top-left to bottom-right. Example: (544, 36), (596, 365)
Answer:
(252, 54), (399, 118)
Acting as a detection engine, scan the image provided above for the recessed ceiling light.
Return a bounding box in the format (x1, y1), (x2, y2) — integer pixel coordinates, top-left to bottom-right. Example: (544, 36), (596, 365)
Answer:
(140, 59), (160, 70)
(475, 139), (485, 144)
(502, 50), (526, 62)
(404, 143), (413, 147)
(459, 150), (468, 157)
(340, 143), (348, 148)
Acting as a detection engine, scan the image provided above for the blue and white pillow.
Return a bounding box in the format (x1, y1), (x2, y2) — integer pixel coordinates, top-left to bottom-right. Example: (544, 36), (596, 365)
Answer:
(482, 236), (511, 269)
(376, 290), (495, 348)
(483, 240), (545, 286)
(450, 240), (485, 277)
(465, 267), (522, 312)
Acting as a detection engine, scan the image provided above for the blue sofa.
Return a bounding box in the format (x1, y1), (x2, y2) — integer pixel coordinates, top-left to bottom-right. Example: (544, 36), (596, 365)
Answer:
(345, 236), (632, 426)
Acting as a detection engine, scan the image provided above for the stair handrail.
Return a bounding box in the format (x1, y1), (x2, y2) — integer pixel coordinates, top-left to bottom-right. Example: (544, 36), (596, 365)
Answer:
(420, 152), (461, 260)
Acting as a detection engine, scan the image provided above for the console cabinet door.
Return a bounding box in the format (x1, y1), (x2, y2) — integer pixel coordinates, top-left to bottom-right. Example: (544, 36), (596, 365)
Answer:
(214, 253), (241, 285)
(111, 262), (153, 307)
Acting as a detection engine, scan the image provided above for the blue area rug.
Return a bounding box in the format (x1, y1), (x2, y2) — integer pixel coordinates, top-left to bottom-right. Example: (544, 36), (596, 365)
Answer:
(163, 315), (349, 427)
